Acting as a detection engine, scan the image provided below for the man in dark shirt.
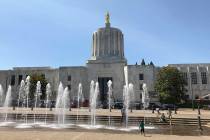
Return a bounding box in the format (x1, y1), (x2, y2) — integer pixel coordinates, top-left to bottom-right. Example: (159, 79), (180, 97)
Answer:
(139, 120), (145, 135)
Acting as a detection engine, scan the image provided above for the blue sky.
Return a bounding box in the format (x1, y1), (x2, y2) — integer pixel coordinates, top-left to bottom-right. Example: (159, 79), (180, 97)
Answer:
(0, 0), (210, 70)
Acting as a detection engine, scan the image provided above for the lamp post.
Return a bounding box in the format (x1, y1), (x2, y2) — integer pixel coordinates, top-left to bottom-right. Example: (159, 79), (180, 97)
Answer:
(192, 87), (195, 111)
(196, 99), (202, 131)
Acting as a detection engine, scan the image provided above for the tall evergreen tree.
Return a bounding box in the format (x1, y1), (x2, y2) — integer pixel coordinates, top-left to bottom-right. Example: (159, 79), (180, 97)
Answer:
(141, 59), (146, 65)
(149, 61), (154, 66)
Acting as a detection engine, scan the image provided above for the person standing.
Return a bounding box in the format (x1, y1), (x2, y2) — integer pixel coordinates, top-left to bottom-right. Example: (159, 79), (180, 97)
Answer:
(121, 107), (125, 123)
(139, 120), (145, 135)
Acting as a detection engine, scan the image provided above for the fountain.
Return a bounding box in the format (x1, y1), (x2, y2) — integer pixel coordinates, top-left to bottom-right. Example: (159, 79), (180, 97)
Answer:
(142, 83), (150, 109)
(61, 87), (69, 125)
(0, 84), (4, 106)
(129, 83), (135, 111)
(15, 77), (35, 128)
(123, 66), (135, 128)
(45, 83), (52, 124)
(77, 83), (83, 123)
(34, 81), (42, 124)
(123, 85), (129, 128)
(54, 82), (71, 127)
(16, 80), (25, 121)
(3, 85), (12, 122)
(0, 78), (158, 132)
(89, 80), (95, 114)
(89, 81), (99, 127)
(25, 76), (30, 124)
(55, 82), (64, 125)
(107, 80), (112, 126)
(142, 83), (150, 127)
(78, 81), (104, 130)
(0, 65), (153, 132)
(142, 83), (150, 124)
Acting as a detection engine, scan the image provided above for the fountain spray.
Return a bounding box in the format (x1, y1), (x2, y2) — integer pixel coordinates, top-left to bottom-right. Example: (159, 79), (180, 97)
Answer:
(34, 81), (42, 124)
(77, 83), (83, 123)
(3, 85), (12, 122)
(107, 80), (112, 126)
(45, 83), (51, 124)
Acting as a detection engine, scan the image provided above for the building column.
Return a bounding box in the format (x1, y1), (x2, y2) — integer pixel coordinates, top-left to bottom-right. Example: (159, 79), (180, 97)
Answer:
(187, 67), (193, 99)
(98, 32), (101, 56)
(206, 66), (210, 90)
(93, 33), (96, 56)
(114, 31), (118, 55)
(118, 32), (121, 57)
(197, 66), (202, 97)
(122, 34), (124, 57)
(96, 33), (99, 57)
(108, 31), (111, 55)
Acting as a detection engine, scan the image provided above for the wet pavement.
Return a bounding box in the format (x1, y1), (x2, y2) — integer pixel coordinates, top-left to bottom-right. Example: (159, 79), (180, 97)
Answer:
(0, 122), (209, 136)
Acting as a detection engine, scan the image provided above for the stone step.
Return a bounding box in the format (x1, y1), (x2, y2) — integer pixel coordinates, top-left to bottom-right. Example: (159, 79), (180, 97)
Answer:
(1, 113), (209, 126)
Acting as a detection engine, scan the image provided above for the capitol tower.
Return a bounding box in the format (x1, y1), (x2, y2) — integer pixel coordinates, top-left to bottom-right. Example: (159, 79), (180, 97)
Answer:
(87, 13), (128, 104)
(87, 12), (127, 64)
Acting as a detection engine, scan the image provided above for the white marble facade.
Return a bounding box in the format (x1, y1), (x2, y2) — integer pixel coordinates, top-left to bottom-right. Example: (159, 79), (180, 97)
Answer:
(0, 15), (209, 103)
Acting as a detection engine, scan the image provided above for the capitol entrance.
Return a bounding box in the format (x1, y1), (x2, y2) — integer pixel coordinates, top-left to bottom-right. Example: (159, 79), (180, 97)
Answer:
(98, 77), (112, 108)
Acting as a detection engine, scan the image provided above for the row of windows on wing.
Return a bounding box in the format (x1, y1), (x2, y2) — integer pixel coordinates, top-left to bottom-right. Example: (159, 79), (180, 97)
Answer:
(138, 72), (209, 91)
(181, 72), (208, 85)
(10, 75), (72, 90)
(10, 74), (46, 86)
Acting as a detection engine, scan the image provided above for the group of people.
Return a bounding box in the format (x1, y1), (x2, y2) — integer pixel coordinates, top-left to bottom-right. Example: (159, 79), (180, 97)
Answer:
(160, 113), (166, 122)
(159, 109), (172, 123)
(121, 107), (174, 136)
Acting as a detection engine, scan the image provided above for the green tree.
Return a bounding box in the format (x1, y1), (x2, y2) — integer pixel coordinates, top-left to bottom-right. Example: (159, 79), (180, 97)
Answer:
(29, 74), (48, 100)
(155, 67), (187, 104)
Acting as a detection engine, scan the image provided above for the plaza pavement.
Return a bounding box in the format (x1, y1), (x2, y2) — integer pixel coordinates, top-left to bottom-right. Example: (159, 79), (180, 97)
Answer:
(0, 129), (209, 140)
(0, 108), (209, 139)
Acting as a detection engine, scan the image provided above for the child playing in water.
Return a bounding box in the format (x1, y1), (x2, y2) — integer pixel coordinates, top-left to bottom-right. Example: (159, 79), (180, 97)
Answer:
(139, 120), (145, 135)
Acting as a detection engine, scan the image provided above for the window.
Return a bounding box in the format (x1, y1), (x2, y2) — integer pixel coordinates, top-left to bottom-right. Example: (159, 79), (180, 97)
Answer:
(18, 75), (23, 85)
(195, 95), (199, 99)
(139, 74), (144, 80)
(182, 72), (188, 85)
(11, 75), (15, 86)
(67, 75), (71, 81)
(67, 85), (71, 90)
(191, 72), (197, 84)
(201, 72), (207, 84)
(139, 84), (143, 90)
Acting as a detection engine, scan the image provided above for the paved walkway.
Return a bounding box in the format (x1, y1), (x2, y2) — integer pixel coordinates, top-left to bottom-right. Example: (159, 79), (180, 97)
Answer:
(0, 129), (209, 140)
